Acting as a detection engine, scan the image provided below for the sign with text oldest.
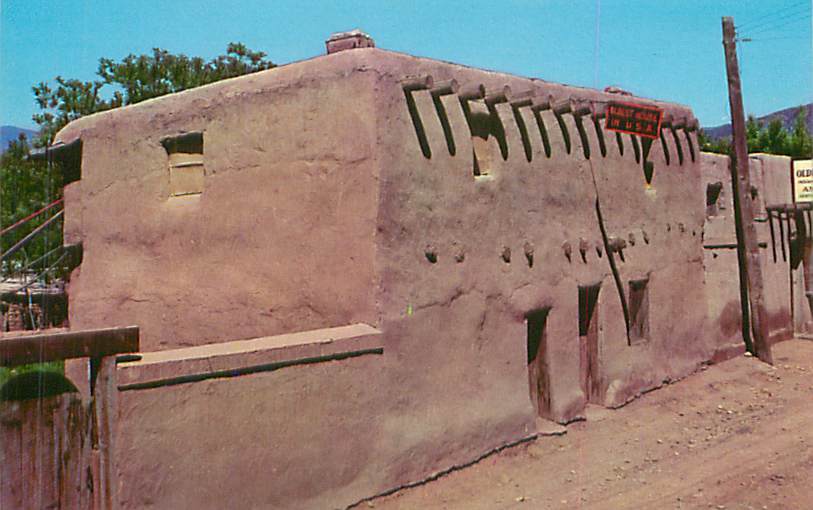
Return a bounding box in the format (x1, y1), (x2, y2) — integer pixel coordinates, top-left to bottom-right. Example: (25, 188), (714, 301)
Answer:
(794, 159), (813, 203)
(605, 102), (664, 139)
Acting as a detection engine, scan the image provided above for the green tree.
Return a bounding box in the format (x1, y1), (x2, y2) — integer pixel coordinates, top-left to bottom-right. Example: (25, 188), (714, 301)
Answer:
(745, 115), (763, 153)
(3, 43), (275, 277)
(32, 42), (275, 146)
(698, 128), (732, 155)
(0, 135), (62, 274)
(788, 107), (813, 159)
(757, 118), (788, 155)
(701, 106), (813, 159)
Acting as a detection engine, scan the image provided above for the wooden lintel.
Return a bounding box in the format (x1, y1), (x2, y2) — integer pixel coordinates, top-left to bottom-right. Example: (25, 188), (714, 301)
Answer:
(0, 326), (139, 367)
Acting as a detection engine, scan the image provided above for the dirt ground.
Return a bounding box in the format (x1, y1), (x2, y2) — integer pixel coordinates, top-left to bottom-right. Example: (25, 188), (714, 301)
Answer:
(368, 339), (813, 510)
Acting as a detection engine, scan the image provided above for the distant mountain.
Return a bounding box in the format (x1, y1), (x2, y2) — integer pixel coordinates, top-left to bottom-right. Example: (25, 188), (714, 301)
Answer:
(704, 103), (813, 140)
(1, 125), (37, 153)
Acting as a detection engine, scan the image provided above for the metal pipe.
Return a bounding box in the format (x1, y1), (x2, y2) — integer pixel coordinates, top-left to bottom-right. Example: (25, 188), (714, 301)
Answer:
(0, 198), (64, 238)
(1, 210), (64, 263)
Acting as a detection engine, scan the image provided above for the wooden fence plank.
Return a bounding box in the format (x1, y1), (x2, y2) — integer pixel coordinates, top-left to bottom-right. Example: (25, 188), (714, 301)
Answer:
(0, 326), (139, 367)
(1, 393), (91, 509)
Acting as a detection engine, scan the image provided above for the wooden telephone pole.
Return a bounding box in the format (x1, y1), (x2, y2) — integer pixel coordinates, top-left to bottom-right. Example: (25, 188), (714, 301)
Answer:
(722, 16), (773, 364)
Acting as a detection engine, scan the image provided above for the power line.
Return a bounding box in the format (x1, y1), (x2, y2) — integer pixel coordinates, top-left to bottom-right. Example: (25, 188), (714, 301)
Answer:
(741, 36), (811, 42)
(736, 1), (810, 31)
(737, 11), (810, 40)
(740, 12), (812, 38)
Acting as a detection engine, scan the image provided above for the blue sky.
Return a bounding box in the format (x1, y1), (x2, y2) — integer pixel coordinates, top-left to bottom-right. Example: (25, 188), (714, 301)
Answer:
(1, 0), (811, 129)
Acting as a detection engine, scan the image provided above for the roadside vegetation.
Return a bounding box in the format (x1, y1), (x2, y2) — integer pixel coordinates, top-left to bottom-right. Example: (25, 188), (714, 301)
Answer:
(699, 106), (813, 160)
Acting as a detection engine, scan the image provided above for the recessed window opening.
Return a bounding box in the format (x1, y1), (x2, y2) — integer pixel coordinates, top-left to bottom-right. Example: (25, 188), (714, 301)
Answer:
(467, 101), (502, 178)
(628, 278), (650, 344)
(706, 181), (724, 217)
(162, 132), (205, 197)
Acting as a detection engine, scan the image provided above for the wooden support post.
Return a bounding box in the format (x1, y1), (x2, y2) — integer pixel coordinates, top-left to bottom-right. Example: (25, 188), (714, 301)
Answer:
(92, 356), (118, 510)
(722, 17), (773, 364)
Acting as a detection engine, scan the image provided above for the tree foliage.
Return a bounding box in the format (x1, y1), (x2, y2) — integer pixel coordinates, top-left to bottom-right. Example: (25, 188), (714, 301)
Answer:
(3, 43), (275, 276)
(700, 106), (813, 159)
(32, 43), (275, 145)
(0, 136), (62, 273)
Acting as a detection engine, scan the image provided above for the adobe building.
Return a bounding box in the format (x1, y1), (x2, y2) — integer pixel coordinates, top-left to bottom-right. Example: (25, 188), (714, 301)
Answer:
(49, 32), (796, 508)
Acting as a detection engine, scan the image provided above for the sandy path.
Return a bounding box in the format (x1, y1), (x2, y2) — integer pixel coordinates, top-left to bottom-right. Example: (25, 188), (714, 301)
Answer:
(369, 339), (813, 510)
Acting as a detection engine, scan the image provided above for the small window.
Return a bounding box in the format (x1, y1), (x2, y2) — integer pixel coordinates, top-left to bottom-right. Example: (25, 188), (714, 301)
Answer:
(628, 278), (650, 344)
(161, 132), (204, 197)
(467, 102), (501, 178)
(706, 181), (724, 217)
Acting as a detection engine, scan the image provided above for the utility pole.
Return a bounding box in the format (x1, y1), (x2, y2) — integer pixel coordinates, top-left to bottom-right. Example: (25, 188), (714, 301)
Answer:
(722, 16), (773, 364)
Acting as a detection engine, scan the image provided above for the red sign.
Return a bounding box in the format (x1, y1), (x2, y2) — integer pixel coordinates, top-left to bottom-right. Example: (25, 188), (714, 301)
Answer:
(605, 102), (663, 139)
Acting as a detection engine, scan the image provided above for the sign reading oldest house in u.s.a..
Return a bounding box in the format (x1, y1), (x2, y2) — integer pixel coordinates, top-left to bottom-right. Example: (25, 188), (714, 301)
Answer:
(605, 102), (664, 140)
(794, 159), (813, 203)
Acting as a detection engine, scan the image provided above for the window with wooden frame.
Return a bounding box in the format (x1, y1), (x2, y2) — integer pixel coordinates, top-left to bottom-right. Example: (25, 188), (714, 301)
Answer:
(161, 132), (205, 197)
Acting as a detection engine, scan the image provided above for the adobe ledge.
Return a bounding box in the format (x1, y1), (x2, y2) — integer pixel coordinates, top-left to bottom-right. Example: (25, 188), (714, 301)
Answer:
(116, 323), (383, 391)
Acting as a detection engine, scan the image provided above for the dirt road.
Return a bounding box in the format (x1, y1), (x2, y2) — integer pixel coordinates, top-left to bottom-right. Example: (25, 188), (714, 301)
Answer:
(369, 339), (813, 510)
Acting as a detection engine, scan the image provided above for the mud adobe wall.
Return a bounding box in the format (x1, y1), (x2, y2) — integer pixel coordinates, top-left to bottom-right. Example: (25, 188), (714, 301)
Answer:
(51, 47), (793, 509)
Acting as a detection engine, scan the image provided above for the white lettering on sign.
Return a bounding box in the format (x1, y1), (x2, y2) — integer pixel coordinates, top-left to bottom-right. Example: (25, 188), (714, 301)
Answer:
(794, 160), (813, 203)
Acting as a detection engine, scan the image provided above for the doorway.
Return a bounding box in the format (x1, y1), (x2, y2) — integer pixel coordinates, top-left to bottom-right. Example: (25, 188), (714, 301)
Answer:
(526, 308), (551, 417)
(579, 284), (601, 402)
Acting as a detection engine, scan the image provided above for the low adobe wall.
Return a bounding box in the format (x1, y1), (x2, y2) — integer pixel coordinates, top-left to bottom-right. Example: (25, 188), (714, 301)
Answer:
(750, 154), (794, 344)
(699, 151), (793, 359)
(113, 325), (389, 510)
(701, 152), (746, 360)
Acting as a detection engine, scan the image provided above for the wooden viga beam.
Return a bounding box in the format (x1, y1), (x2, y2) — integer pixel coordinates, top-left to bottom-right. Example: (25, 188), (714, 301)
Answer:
(0, 326), (139, 367)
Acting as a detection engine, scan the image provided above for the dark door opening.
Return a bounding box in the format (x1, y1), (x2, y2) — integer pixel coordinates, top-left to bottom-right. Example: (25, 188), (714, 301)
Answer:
(526, 308), (551, 417)
(579, 284), (601, 402)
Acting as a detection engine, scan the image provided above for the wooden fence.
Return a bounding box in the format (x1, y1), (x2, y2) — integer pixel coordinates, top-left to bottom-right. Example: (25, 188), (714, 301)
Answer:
(0, 326), (138, 509)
